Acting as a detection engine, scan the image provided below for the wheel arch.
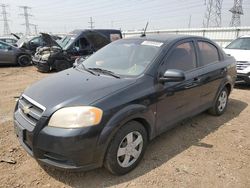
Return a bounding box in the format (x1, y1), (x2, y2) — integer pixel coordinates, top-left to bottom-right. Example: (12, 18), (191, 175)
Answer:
(95, 104), (156, 165)
(225, 83), (232, 95)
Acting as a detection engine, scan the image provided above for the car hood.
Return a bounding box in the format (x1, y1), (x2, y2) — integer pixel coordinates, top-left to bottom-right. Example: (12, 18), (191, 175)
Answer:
(223, 48), (250, 62)
(11, 33), (20, 40)
(40, 33), (62, 49)
(23, 68), (136, 116)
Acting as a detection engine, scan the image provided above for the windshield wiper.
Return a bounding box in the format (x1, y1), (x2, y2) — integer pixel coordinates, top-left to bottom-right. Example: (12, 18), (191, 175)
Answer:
(88, 68), (120, 78)
(75, 64), (99, 76)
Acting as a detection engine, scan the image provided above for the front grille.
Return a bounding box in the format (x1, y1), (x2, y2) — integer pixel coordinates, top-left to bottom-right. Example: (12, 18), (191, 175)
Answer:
(237, 61), (250, 70)
(18, 95), (45, 126)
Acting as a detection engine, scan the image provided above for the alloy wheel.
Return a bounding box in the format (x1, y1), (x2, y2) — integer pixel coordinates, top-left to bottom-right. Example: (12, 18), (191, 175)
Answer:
(117, 131), (143, 168)
(218, 90), (227, 112)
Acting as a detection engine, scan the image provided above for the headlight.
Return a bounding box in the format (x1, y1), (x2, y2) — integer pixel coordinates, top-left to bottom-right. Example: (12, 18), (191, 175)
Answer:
(48, 106), (103, 128)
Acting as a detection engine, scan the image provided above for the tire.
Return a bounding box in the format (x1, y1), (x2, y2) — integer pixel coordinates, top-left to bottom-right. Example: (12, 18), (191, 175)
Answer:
(104, 121), (148, 175)
(55, 60), (71, 72)
(208, 87), (229, 116)
(17, 55), (31, 67)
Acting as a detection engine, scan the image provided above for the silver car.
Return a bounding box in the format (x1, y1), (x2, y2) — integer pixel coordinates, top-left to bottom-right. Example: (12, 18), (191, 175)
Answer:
(0, 40), (31, 66)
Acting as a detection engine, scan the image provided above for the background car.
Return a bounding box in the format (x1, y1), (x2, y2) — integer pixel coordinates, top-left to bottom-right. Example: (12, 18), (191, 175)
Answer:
(32, 29), (122, 72)
(224, 35), (250, 84)
(14, 34), (236, 175)
(0, 40), (31, 66)
(0, 36), (18, 45)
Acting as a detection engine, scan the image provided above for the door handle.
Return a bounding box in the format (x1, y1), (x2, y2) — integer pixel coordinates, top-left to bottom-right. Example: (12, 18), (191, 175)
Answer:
(184, 77), (202, 89)
(193, 77), (201, 82)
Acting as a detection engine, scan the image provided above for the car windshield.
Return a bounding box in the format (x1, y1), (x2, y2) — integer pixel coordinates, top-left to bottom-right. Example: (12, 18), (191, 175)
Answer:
(226, 37), (250, 50)
(81, 39), (162, 76)
(58, 35), (76, 49)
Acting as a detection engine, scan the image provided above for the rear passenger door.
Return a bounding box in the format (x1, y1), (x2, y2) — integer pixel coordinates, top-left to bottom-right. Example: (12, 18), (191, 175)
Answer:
(196, 40), (226, 107)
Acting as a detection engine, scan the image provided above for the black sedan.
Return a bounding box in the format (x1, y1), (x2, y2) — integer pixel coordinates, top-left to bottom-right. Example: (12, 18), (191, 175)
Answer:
(14, 34), (236, 175)
(0, 40), (31, 66)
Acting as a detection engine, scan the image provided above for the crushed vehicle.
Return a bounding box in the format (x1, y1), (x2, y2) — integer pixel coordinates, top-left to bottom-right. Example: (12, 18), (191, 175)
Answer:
(16, 34), (62, 55)
(14, 34), (236, 175)
(32, 29), (122, 72)
(0, 40), (31, 66)
(224, 35), (250, 84)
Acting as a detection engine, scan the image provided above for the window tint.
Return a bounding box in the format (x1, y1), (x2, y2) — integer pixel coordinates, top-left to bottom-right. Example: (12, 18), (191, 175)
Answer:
(198, 41), (219, 66)
(74, 38), (90, 51)
(5, 39), (15, 44)
(0, 42), (9, 50)
(165, 42), (196, 72)
(30, 37), (41, 45)
(110, 33), (121, 41)
(86, 32), (110, 50)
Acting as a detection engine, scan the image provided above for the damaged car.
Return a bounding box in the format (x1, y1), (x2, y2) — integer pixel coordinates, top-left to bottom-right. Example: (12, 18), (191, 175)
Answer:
(0, 40), (31, 66)
(32, 29), (122, 72)
(16, 34), (62, 55)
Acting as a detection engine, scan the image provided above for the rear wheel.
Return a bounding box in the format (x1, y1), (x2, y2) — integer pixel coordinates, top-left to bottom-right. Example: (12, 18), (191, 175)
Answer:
(208, 87), (229, 116)
(104, 121), (147, 175)
(17, 55), (31, 67)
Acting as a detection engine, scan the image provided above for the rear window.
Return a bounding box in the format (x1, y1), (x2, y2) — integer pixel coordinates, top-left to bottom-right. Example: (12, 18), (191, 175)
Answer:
(198, 41), (219, 66)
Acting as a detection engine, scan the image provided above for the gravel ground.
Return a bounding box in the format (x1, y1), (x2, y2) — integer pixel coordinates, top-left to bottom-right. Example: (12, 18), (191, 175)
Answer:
(0, 66), (249, 188)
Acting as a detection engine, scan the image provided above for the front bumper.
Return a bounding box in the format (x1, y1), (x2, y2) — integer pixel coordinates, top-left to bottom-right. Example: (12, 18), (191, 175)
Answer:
(32, 56), (51, 72)
(14, 108), (103, 171)
(236, 73), (250, 83)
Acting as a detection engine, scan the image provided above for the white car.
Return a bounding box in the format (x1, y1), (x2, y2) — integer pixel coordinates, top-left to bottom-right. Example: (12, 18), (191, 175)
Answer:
(224, 35), (250, 84)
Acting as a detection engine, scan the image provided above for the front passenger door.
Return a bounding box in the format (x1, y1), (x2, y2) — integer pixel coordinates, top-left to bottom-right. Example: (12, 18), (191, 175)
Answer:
(156, 41), (203, 133)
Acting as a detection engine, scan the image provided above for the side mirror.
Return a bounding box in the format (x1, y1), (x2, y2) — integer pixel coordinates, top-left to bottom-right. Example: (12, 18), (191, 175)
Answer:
(7, 46), (12, 51)
(159, 69), (185, 82)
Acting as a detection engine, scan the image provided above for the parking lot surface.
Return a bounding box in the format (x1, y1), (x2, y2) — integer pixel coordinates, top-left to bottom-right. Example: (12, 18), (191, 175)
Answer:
(0, 66), (249, 188)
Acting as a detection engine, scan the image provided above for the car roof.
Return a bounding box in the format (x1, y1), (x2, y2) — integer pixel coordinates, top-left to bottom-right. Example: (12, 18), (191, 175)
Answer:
(70, 29), (121, 35)
(127, 34), (204, 44)
(239, 35), (250, 38)
(0, 36), (16, 39)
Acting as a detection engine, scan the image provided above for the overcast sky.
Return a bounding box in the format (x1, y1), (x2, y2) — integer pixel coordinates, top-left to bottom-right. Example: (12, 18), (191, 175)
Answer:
(1, 0), (250, 35)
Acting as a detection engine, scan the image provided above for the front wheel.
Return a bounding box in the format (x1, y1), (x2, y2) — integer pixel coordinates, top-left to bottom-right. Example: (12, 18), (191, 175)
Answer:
(208, 87), (229, 116)
(104, 121), (147, 175)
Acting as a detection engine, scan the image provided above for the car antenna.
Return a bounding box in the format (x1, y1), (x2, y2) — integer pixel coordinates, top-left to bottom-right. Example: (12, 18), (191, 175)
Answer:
(141, 22), (149, 37)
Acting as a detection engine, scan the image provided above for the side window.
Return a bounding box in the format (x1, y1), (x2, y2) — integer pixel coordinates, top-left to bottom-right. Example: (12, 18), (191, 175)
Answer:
(5, 39), (12, 44)
(164, 42), (196, 72)
(74, 37), (90, 51)
(198, 41), (219, 66)
(30, 37), (41, 45)
(0, 42), (9, 50)
(110, 33), (121, 41)
(86, 33), (109, 50)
